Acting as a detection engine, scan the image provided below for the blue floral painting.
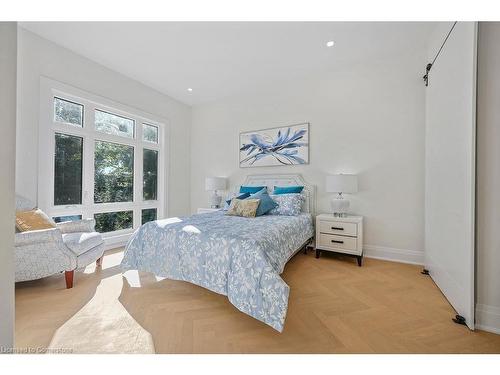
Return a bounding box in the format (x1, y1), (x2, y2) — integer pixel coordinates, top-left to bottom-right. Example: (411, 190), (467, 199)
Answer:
(239, 123), (309, 167)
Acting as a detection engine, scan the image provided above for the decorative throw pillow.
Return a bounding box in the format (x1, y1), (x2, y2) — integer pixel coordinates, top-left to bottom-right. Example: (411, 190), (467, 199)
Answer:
(273, 185), (304, 194)
(247, 188), (278, 216)
(15, 209), (56, 232)
(268, 194), (305, 216)
(239, 185), (267, 194)
(225, 198), (260, 218)
(223, 192), (251, 210)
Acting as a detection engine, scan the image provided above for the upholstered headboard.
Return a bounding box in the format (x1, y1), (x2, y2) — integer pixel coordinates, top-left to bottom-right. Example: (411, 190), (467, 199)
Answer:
(237, 174), (316, 215)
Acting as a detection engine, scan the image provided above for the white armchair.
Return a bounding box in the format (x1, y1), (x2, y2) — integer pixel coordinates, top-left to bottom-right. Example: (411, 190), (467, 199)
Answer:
(15, 195), (105, 288)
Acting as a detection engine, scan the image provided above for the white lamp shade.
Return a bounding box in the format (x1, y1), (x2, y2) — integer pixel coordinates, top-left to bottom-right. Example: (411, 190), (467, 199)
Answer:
(325, 174), (358, 193)
(205, 177), (227, 191)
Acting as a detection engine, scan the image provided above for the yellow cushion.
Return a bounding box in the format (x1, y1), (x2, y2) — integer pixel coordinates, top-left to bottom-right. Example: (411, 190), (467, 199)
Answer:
(225, 198), (260, 218)
(15, 209), (56, 232)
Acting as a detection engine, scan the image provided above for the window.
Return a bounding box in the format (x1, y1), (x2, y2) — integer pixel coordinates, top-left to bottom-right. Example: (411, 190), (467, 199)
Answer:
(53, 215), (83, 223)
(142, 123), (158, 143)
(95, 109), (134, 138)
(95, 211), (133, 233)
(54, 133), (83, 205)
(38, 79), (165, 242)
(141, 208), (157, 224)
(54, 97), (83, 127)
(94, 141), (134, 203)
(143, 149), (158, 200)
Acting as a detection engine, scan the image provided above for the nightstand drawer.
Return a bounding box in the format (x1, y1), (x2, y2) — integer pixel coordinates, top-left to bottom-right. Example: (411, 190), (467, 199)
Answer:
(318, 221), (357, 236)
(317, 233), (358, 252)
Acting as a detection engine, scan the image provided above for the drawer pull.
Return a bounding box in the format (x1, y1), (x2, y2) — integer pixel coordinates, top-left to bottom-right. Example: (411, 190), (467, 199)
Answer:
(331, 226), (344, 231)
(331, 240), (344, 244)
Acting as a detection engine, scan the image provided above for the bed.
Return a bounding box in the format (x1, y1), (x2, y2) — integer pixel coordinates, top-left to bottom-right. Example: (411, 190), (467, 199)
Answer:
(121, 174), (316, 332)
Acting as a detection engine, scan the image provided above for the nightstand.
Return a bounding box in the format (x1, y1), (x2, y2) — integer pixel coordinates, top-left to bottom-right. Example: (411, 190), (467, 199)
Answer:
(197, 208), (221, 214)
(315, 214), (364, 266)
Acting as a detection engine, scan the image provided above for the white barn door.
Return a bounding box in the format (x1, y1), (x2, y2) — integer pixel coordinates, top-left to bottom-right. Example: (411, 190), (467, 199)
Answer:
(425, 22), (477, 329)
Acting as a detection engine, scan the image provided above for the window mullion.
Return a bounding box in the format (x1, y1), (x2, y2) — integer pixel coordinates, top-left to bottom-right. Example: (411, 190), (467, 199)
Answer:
(82, 104), (95, 220)
(134, 119), (143, 229)
(158, 124), (165, 219)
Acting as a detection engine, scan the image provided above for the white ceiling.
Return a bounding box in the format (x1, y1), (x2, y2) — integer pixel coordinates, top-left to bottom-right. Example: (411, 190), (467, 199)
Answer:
(20, 22), (437, 106)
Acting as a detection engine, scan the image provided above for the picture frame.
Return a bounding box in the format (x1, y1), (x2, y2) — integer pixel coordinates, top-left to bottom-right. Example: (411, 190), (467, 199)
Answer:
(239, 122), (310, 168)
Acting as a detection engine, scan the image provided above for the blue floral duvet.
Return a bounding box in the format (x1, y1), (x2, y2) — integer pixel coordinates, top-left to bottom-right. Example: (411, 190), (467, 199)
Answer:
(121, 211), (314, 332)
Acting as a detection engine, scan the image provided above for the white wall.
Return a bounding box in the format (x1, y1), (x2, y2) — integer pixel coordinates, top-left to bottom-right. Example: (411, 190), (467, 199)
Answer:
(0, 22), (17, 349)
(476, 22), (500, 334)
(16, 27), (192, 217)
(191, 54), (426, 264)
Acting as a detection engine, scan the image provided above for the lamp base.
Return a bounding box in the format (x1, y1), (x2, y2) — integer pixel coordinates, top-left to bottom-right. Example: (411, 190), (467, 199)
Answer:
(331, 193), (350, 217)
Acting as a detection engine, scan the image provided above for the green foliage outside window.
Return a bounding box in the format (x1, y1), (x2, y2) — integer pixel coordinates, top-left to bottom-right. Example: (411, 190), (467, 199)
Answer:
(94, 141), (134, 203)
(94, 211), (133, 233)
(143, 149), (158, 200)
(54, 97), (83, 126)
(54, 133), (83, 205)
(141, 208), (157, 225)
(142, 124), (158, 143)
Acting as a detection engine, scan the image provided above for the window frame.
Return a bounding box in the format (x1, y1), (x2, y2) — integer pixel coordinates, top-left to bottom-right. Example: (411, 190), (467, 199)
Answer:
(38, 78), (168, 247)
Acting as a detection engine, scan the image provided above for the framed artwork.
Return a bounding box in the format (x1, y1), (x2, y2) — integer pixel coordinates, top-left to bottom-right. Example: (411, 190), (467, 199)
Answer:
(239, 123), (309, 168)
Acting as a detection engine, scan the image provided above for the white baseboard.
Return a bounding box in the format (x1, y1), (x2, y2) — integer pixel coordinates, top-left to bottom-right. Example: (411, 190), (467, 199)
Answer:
(475, 304), (500, 334)
(363, 244), (424, 265)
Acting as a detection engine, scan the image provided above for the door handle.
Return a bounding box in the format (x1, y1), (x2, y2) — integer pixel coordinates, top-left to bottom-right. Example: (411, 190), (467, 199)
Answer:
(331, 240), (344, 244)
(331, 226), (344, 230)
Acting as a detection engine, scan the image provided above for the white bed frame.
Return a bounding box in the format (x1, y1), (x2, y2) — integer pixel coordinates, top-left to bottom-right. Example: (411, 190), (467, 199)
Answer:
(238, 174), (316, 216)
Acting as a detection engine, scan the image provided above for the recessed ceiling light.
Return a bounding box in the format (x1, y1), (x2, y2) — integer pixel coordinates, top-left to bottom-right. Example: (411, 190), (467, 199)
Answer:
(187, 88), (193, 92)
(326, 41), (335, 47)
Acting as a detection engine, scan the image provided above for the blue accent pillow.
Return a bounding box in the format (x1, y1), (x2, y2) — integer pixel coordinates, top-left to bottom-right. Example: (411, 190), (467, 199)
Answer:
(248, 188), (278, 216)
(239, 185), (267, 194)
(223, 192), (251, 210)
(273, 185), (304, 194)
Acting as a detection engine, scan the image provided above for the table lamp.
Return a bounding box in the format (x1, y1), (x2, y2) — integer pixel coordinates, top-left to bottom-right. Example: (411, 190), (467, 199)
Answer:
(325, 174), (358, 217)
(205, 177), (227, 208)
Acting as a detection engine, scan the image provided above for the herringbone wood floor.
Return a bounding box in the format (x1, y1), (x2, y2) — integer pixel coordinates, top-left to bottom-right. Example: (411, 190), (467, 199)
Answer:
(15, 248), (500, 353)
